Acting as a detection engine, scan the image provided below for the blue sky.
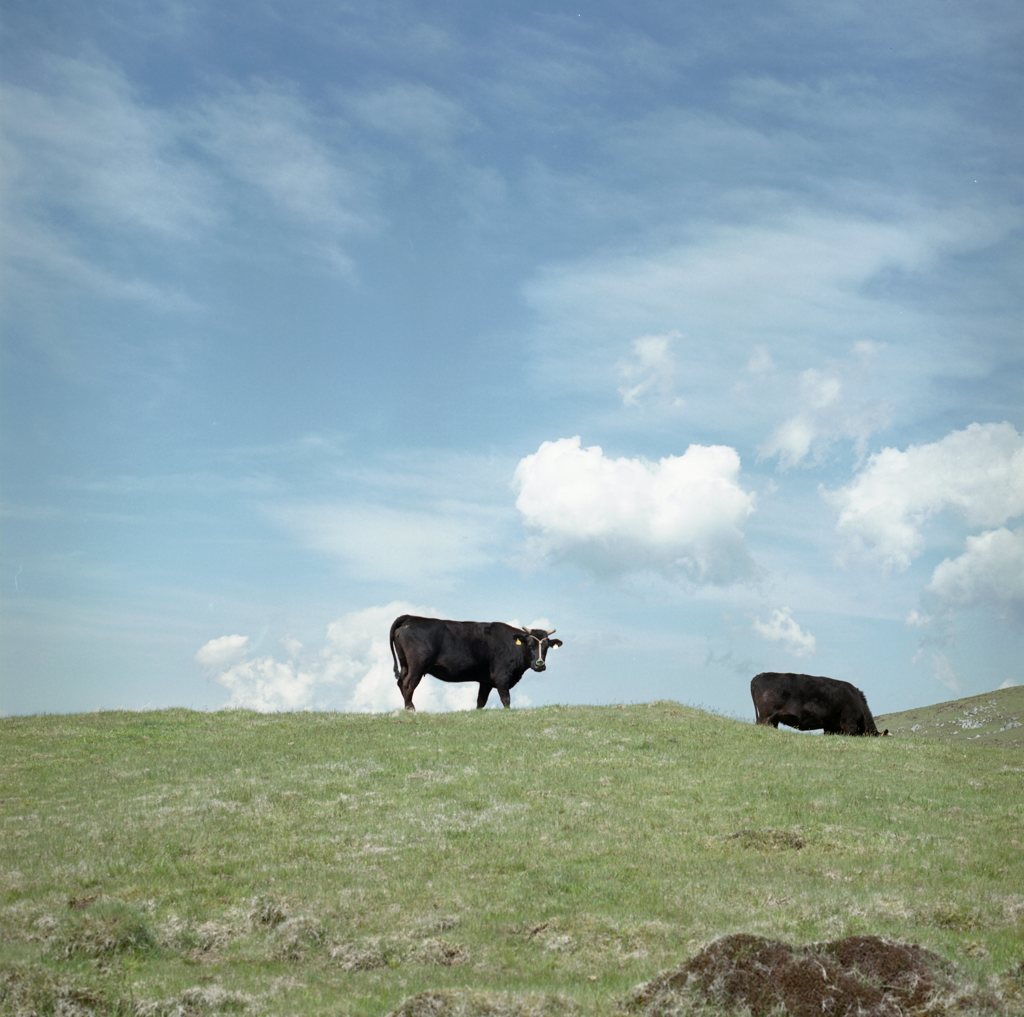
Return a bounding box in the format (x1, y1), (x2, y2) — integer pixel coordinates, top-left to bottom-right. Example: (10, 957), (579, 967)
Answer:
(2, 0), (1022, 718)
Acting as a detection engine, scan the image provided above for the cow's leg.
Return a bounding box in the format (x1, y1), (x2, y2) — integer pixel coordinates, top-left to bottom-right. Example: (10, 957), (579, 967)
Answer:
(401, 668), (423, 711)
(497, 686), (512, 709)
(477, 683), (493, 709)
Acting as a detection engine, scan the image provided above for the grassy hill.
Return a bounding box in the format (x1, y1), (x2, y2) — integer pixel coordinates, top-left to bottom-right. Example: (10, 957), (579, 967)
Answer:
(1, 702), (1022, 1016)
(878, 684), (1024, 746)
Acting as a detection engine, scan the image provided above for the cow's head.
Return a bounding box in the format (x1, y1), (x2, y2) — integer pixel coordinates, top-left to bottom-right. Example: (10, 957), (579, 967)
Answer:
(519, 628), (562, 672)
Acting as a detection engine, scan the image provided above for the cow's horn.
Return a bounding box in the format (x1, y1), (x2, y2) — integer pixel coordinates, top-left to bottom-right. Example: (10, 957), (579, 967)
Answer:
(546, 628), (556, 637)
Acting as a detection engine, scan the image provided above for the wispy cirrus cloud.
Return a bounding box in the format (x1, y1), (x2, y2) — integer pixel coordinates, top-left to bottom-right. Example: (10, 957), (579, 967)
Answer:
(758, 343), (889, 469)
(1, 55), (384, 301)
(522, 205), (1010, 423)
(1, 56), (216, 241)
(344, 81), (474, 159)
(191, 82), (380, 275)
(617, 331), (684, 409)
(267, 500), (502, 587)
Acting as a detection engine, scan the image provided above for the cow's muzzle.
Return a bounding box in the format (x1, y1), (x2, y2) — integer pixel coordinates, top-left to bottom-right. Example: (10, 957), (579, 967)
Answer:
(531, 660), (547, 672)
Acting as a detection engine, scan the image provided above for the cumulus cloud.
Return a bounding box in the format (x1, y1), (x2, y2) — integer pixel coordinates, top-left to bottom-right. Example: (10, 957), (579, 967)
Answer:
(319, 603), (478, 712)
(752, 607), (817, 658)
(195, 634), (250, 670)
(829, 422), (1024, 570)
(927, 527), (1024, 612)
(851, 427), (1024, 693)
(196, 602), (535, 713)
(513, 436), (756, 582)
(213, 656), (319, 712)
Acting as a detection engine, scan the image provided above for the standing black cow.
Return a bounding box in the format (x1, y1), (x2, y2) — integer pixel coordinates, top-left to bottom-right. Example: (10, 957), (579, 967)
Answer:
(389, 615), (563, 711)
(751, 672), (888, 736)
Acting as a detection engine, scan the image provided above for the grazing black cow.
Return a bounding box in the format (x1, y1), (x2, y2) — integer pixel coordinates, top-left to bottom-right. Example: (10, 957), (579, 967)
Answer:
(389, 615), (562, 710)
(750, 672), (888, 736)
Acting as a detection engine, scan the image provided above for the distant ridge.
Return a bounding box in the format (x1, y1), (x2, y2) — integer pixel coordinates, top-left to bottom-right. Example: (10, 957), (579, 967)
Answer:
(877, 685), (1024, 745)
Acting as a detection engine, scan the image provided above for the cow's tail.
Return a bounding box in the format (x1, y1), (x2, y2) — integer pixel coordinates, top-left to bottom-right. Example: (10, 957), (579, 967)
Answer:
(389, 615), (410, 682)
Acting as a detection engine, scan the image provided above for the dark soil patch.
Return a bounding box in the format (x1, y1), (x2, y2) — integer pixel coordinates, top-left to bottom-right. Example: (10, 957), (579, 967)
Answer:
(627, 933), (1005, 1016)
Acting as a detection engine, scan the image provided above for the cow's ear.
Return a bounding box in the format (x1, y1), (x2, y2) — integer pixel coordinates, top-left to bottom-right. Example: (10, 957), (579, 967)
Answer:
(549, 638), (563, 648)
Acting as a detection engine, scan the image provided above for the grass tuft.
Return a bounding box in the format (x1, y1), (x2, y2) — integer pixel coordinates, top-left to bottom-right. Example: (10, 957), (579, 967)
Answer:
(725, 828), (806, 851)
(51, 898), (157, 960)
(384, 989), (582, 1017)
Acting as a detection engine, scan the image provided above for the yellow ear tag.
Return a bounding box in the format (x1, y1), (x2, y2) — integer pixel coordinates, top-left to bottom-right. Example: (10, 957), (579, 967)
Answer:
(515, 638), (522, 645)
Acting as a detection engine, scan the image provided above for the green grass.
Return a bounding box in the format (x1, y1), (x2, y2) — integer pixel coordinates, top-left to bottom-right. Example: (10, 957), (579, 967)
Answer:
(1, 702), (1022, 1015)
(878, 685), (1024, 746)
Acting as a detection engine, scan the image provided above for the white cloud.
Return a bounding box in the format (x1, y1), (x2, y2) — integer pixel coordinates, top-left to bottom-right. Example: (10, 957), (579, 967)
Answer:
(926, 527), (1024, 611)
(759, 368), (841, 468)
(320, 603), (477, 713)
(513, 436), (756, 582)
(195, 634), (250, 670)
(752, 607), (817, 658)
(617, 331), (684, 408)
(760, 415), (817, 470)
(198, 602), (512, 713)
(759, 350), (889, 469)
(829, 422), (1024, 569)
(214, 656), (318, 712)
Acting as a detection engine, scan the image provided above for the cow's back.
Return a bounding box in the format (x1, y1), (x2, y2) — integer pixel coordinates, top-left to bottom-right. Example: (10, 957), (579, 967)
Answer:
(391, 616), (516, 681)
